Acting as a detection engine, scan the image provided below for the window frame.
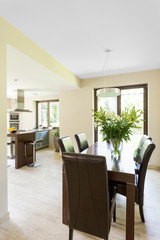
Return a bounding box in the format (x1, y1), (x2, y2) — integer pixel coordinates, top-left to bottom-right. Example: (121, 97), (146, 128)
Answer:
(94, 84), (148, 142)
(36, 99), (59, 129)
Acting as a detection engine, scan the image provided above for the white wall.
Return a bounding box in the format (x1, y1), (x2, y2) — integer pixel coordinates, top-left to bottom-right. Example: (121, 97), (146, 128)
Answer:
(7, 94), (59, 131)
(0, 44), (9, 221)
(60, 69), (160, 167)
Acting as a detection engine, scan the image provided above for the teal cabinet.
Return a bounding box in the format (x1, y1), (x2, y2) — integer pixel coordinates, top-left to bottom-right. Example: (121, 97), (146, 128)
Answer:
(36, 130), (49, 150)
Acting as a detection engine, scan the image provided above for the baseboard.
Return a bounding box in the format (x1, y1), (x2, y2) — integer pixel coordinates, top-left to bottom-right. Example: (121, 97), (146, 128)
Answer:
(0, 212), (9, 224)
(148, 165), (160, 171)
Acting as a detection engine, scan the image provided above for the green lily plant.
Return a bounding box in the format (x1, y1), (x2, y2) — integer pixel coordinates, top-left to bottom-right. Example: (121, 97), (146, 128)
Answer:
(92, 107), (144, 143)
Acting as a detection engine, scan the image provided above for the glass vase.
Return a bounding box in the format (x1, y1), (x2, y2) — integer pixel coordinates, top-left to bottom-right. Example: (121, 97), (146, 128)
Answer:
(110, 139), (122, 161)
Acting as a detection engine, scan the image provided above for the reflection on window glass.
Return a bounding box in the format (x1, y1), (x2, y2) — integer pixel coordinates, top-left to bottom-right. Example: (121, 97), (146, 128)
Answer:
(38, 103), (48, 127)
(121, 88), (144, 135)
(49, 102), (59, 127)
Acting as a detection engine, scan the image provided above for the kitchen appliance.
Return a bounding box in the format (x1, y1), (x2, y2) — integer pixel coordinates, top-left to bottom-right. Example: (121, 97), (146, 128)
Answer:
(14, 89), (32, 112)
(9, 121), (19, 130)
(9, 112), (19, 122)
(8, 115), (19, 159)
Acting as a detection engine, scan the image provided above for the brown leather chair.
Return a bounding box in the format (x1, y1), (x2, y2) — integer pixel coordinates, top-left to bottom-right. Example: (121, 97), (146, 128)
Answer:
(58, 136), (75, 153)
(74, 133), (89, 152)
(114, 138), (155, 222)
(62, 152), (116, 240)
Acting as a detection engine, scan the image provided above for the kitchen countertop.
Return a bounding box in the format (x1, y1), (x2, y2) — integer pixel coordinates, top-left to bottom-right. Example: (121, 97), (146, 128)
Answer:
(7, 128), (50, 136)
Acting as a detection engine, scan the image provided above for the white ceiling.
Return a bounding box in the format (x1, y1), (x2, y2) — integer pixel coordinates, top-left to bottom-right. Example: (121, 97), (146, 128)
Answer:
(7, 45), (77, 98)
(1, 0), (160, 96)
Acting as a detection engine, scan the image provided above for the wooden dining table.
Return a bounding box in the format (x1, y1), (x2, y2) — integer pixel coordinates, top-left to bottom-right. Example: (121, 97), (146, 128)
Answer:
(62, 141), (135, 240)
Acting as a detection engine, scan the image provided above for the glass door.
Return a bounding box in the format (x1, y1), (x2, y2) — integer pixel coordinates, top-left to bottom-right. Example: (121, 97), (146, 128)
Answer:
(94, 84), (148, 142)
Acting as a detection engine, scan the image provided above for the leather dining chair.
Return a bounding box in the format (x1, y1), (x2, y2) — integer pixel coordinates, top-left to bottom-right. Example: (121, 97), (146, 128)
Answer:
(62, 152), (116, 240)
(114, 138), (156, 223)
(58, 136), (75, 153)
(134, 135), (152, 163)
(58, 136), (75, 225)
(74, 133), (89, 152)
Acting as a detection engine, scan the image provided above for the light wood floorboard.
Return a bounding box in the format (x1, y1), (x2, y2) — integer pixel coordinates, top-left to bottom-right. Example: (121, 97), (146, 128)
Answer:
(1, 148), (160, 240)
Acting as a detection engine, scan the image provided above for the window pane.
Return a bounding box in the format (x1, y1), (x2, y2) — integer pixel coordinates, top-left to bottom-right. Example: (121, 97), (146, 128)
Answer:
(121, 88), (144, 135)
(49, 102), (59, 127)
(97, 96), (117, 141)
(38, 102), (48, 127)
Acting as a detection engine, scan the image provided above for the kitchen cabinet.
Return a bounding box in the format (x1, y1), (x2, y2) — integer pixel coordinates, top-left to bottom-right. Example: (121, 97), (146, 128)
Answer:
(36, 130), (49, 150)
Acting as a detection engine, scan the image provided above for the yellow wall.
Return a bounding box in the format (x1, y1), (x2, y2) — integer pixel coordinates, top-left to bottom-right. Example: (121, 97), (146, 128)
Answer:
(0, 16), (80, 221)
(60, 69), (160, 167)
(0, 17), (81, 87)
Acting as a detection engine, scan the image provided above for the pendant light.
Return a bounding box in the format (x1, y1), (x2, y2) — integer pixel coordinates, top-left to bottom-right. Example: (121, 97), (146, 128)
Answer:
(96, 49), (120, 97)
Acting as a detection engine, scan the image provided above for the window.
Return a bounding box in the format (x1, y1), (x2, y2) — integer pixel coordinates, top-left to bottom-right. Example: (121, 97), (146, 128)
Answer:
(97, 96), (117, 141)
(37, 100), (59, 128)
(49, 101), (59, 127)
(38, 102), (48, 127)
(94, 84), (148, 142)
(120, 88), (144, 134)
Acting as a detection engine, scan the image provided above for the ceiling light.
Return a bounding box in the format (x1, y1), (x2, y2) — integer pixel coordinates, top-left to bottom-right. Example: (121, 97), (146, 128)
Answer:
(96, 49), (120, 97)
(96, 87), (120, 97)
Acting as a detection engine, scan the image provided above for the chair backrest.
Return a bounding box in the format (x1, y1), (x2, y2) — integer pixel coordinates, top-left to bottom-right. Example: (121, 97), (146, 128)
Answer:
(62, 152), (110, 239)
(58, 137), (75, 153)
(138, 135), (152, 149)
(134, 135), (152, 164)
(74, 133), (89, 152)
(136, 139), (156, 204)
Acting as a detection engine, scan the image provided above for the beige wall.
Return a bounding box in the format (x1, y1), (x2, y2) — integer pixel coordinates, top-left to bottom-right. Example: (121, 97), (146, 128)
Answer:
(0, 16), (79, 222)
(0, 42), (8, 221)
(60, 69), (160, 167)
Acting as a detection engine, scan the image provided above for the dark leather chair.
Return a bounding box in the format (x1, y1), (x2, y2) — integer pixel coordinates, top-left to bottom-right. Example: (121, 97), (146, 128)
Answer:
(115, 138), (155, 222)
(134, 135), (152, 163)
(58, 136), (75, 225)
(74, 133), (89, 152)
(58, 136), (75, 153)
(62, 152), (116, 240)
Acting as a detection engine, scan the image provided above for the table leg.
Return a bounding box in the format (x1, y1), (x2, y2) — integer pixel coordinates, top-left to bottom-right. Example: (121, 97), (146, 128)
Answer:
(126, 183), (135, 240)
(15, 138), (18, 169)
(63, 165), (69, 225)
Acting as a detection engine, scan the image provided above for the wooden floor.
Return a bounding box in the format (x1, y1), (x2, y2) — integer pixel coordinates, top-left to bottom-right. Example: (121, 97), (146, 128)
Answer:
(1, 148), (160, 240)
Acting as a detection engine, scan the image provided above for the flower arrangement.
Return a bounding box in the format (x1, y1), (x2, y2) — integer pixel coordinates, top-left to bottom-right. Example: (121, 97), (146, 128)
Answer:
(92, 107), (144, 159)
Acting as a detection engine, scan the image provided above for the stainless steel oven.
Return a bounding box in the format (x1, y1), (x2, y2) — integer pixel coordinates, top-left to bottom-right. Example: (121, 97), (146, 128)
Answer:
(9, 112), (19, 122)
(8, 121), (19, 158)
(9, 121), (19, 130)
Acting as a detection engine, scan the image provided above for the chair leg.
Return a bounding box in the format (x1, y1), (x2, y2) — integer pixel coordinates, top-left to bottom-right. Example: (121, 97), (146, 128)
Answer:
(113, 202), (116, 222)
(69, 228), (73, 240)
(139, 204), (145, 222)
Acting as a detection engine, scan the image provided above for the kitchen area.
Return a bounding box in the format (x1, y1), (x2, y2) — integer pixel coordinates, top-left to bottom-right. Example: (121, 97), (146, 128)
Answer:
(6, 45), (64, 170)
(7, 89), (59, 168)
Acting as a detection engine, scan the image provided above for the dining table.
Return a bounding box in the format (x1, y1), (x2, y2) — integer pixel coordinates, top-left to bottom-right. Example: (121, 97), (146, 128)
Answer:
(62, 141), (135, 240)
